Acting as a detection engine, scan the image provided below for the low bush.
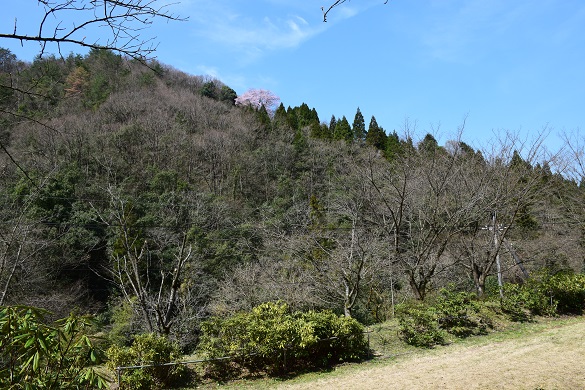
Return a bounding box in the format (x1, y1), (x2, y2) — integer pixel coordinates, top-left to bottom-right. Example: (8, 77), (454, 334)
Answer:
(107, 333), (188, 390)
(296, 310), (368, 367)
(197, 301), (368, 377)
(397, 303), (446, 348)
(500, 283), (539, 321)
(435, 287), (493, 337)
(500, 270), (585, 320)
(544, 272), (585, 314)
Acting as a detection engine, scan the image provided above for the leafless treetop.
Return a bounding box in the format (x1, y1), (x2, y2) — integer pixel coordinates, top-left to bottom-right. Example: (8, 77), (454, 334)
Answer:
(1, 0), (186, 59)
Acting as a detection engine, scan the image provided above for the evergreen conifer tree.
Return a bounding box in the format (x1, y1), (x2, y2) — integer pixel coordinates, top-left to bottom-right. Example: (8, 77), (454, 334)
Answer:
(273, 103), (288, 130)
(352, 107), (366, 142)
(219, 85), (237, 104)
(286, 106), (299, 131)
(385, 130), (401, 161)
(329, 115), (337, 135)
(418, 133), (439, 154)
(334, 116), (353, 142)
(310, 108), (320, 124)
(365, 116), (387, 150)
(296, 103), (313, 128)
(256, 105), (272, 134)
(309, 121), (324, 139)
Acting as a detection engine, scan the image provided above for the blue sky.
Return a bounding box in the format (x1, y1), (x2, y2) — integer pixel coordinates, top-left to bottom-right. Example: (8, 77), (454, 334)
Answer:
(3, 0), (585, 151)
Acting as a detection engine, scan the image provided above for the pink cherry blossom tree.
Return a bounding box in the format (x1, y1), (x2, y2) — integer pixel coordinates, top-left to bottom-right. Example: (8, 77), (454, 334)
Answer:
(235, 88), (280, 113)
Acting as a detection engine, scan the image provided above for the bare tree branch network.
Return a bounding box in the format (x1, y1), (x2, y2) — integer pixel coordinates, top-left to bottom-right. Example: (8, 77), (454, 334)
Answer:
(322, 0), (389, 22)
(1, 0), (186, 60)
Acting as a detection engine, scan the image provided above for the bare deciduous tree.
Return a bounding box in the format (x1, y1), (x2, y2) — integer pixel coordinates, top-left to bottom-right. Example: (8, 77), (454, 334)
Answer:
(449, 131), (554, 295)
(2, 0), (185, 60)
(292, 149), (391, 317)
(94, 186), (205, 337)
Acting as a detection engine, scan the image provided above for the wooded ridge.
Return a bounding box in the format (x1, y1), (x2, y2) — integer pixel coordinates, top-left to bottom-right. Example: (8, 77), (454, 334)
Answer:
(1, 47), (584, 355)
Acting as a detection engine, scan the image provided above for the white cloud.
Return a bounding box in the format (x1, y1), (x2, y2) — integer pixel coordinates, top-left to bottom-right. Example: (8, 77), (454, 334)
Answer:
(179, 0), (395, 64)
(213, 15), (321, 50)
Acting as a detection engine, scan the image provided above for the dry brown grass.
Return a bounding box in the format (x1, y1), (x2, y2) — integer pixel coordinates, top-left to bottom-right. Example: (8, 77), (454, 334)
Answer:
(277, 317), (585, 390)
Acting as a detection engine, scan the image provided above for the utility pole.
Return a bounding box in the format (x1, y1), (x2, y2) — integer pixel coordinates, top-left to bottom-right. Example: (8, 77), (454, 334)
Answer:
(493, 211), (504, 299)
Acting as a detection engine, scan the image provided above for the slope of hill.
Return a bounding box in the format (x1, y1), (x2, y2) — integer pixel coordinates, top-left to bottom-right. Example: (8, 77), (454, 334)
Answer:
(1, 48), (584, 352)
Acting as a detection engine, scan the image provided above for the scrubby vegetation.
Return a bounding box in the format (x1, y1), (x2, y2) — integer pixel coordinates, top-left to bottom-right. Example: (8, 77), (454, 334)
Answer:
(1, 47), (585, 387)
(107, 334), (188, 389)
(198, 302), (367, 377)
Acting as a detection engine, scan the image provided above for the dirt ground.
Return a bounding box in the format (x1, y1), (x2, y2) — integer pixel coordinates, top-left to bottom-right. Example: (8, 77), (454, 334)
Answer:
(278, 319), (585, 390)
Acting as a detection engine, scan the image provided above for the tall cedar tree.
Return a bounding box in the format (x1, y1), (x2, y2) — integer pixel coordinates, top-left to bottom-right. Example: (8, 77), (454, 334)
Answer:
(329, 115), (337, 136)
(352, 107), (366, 142)
(365, 116), (387, 150)
(333, 116), (353, 142)
(385, 130), (401, 160)
(286, 106), (299, 130)
(418, 133), (440, 155)
(296, 103), (316, 128)
(273, 103), (288, 130)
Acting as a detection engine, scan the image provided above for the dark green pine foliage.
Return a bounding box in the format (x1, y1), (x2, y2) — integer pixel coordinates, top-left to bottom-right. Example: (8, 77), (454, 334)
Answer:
(273, 103), (288, 130)
(365, 116), (387, 150)
(352, 107), (366, 142)
(510, 150), (533, 184)
(200, 81), (217, 99)
(510, 150), (532, 171)
(286, 106), (299, 131)
(309, 122), (331, 140)
(293, 127), (308, 154)
(20, 55), (66, 112)
(333, 116), (353, 142)
(321, 123), (331, 139)
(514, 204), (539, 233)
(219, 85), (237, 104)
(418, 133), (440, 155)
(296, 103), (315, 128)
(255, 105), (272, 134)
(401, 137), (416, 155)
(310, 108), (320, 124)
(385, 130), (401, 161)
(83, 48), (126, 109)
(309, 121), (324, 139)
(329, 115), (337, 136)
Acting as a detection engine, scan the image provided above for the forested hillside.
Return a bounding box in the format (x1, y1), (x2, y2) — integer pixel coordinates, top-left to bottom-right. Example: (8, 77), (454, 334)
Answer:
(1, 47), (584, 350)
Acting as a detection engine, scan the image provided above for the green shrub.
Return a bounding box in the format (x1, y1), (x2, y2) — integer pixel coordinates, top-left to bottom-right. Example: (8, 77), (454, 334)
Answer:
(500, 282), (552, 321)
(544, 272), (585, 314)
(397, 303), (446, 348)
(499, 271), (585, 320)
(296, 310), (369, 367)
(0, 305), (107, 389)
(197, 302), (368, 377)
(435, 287), (492, 337)
(107, 333), (188, 390)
